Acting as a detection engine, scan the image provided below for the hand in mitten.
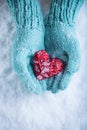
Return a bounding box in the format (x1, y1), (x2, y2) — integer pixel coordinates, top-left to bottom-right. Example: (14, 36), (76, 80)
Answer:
(7, 0), (47, 94)
(45, 0), (84, 93)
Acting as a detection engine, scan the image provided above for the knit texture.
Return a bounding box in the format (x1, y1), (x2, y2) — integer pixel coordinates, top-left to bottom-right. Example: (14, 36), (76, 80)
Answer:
(45, 0), (85, 93)
(46, 0), (85, 26)
(7, 0), (47, 94)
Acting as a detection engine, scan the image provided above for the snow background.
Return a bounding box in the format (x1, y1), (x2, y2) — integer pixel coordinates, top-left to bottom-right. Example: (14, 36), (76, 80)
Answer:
(0, 0), (87, 130)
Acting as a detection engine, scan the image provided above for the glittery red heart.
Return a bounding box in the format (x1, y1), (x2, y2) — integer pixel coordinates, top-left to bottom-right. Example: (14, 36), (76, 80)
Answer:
(33, 50), (64, 80)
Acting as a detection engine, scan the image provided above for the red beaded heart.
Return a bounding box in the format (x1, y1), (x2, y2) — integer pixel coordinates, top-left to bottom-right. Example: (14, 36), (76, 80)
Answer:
(33, 50), (64, 80)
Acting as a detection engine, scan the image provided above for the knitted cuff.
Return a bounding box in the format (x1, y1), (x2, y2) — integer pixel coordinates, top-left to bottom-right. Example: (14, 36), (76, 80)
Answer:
(7, 0), (44, 30)
(47, 0), (85, 26)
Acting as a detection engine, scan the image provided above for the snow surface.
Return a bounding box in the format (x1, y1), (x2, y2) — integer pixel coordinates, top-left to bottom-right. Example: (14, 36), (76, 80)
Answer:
(0, 0), (87, 130)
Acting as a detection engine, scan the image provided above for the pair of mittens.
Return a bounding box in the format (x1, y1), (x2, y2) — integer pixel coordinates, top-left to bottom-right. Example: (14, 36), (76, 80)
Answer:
(7, 0), (84, 94)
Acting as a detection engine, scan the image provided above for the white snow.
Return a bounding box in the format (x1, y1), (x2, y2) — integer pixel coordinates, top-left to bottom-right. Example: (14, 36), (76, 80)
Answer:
(0, 0), (87, 130)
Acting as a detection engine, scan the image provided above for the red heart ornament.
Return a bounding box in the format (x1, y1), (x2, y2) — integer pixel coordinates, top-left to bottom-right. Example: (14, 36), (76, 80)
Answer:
(33, 50), (64, 80)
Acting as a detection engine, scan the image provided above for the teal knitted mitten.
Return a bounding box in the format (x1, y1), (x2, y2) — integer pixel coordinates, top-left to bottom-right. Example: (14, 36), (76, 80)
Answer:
(7, 0), (47, 94)
(45, 0), (84, 93)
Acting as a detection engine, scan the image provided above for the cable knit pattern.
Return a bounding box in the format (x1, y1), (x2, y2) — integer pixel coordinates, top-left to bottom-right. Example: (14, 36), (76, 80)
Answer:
(45, 0), (85, 93)
(7, 0), (47, 94)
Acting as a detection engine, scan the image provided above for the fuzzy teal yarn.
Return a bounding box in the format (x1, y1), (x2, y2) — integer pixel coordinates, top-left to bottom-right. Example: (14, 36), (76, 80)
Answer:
(45, 0), (85, 93)
(7, 0), (47, 94)
(7, 0), (85, 94)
